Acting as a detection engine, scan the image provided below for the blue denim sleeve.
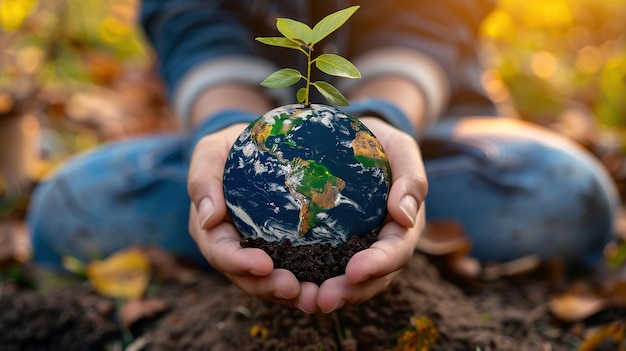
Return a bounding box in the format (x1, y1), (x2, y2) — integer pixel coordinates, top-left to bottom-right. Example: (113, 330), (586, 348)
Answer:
(140, 0), (257, 97)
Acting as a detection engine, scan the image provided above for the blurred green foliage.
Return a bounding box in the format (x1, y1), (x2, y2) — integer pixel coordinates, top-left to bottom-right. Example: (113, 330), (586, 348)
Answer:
(480, 0), (626, 143)
(0, 0), (149, 91)
(0, 0), (156, 195)
(1, 0), (624, 147)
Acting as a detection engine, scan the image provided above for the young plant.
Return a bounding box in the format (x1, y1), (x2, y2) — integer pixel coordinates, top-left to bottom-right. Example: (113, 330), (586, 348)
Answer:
(256, 6), (361, 107)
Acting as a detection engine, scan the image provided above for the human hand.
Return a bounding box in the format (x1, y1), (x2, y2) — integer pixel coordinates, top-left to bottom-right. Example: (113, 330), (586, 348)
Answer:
(294, 117), (427, 313)
(188, 123), (303, 305)
(187, 117), (427, 313)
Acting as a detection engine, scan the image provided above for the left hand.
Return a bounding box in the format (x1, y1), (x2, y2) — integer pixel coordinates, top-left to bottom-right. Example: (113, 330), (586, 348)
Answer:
(295, 117), (428, 313)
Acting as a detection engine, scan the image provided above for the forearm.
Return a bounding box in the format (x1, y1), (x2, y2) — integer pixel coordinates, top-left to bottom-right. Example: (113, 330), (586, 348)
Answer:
(140, 0), (290, 130)
(189, 83), (273, 128)
(347, 76), (427, 137)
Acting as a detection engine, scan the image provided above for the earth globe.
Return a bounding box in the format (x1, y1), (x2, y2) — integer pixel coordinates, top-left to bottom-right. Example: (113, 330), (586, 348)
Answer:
(222, 103), (391, 281)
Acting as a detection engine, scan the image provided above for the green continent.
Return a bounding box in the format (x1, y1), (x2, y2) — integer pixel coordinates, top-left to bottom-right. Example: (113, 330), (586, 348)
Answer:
(286, 158), (346, 236)
(251, 111), (305, 152)
(269, 112), (304, 137)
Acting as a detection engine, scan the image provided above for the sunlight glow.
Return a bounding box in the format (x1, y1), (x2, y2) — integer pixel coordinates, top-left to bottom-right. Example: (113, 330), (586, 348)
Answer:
(0, 0), (38, 31)
(576, 46), (604, 74)
(531, 51), (558, 79)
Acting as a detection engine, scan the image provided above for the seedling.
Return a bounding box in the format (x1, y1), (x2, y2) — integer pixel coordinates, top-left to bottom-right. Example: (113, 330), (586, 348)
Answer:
(256, 6), (361, 106)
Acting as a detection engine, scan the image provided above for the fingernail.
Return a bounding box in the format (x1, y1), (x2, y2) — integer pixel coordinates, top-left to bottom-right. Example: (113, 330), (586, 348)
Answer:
(274, 292), (288, 300)
(326, 299), (345, 314)
(399, 195), (418, 227)
(198, 198), (215, 229)
(296, 303), (316, 314)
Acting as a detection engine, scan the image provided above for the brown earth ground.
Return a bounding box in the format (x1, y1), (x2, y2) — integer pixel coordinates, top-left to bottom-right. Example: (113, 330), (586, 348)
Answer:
(1, 236), (625, 351)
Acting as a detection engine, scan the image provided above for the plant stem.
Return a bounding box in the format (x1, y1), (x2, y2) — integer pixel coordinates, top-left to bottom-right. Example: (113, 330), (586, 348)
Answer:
(304, 47), (312, 107)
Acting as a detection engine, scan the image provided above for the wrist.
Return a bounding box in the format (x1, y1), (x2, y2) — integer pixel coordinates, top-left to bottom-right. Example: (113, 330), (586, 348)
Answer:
(342, 99), (418, 139)
(190, 83), (274, 128)
(188, 109), (259, 151)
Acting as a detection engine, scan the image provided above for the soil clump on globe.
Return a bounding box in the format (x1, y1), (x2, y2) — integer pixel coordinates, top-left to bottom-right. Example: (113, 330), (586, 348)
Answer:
(223, 104), (391, 283)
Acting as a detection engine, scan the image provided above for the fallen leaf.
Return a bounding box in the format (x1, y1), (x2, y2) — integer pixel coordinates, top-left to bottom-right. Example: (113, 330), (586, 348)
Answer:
(388, 316), (438, 351)
(249, 324), (269, 339)
(417, 221), (471, 255)
(579, 320), (626, 351)
(418, 221), (484, 281)
(62, 255), (86, 275)
(481, 255), (541, 281)
(548, 292), (608, 322)
(448, 256), (482, 279)
(86, 248), (151, 299)
(119, 298), (168, 328)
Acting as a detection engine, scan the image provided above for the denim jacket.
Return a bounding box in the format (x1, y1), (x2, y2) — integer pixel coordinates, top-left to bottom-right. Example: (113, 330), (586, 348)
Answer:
(140, 0), (496, 130)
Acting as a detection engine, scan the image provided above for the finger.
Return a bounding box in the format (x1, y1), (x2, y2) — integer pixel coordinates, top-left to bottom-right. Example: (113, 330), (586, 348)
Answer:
(226, 268), (300, 302)
(344, 217), (422, 284)
(189, 205), (273, 276)
(363, 118), (428, 228)
(295, 282), (320, 314)
(385, 135), (428, 228)
(187, 124), (247, 230)
(316, 272), (399, 313)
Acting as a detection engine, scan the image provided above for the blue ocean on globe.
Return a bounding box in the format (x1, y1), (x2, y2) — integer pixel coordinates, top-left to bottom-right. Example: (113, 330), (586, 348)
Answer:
(223, 104), (391, 246)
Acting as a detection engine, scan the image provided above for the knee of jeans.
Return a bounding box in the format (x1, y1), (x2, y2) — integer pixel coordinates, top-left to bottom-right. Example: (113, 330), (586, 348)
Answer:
(27, 137), (197, 270)
(27, 172), (74, 269)
(474, 138), (619, 266)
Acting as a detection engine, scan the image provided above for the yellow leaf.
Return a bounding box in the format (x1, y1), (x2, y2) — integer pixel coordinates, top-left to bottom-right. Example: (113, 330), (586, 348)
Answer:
(388, 316), (438, 351)
(86, 248), (151, 299)
(250, 325), (269, 339)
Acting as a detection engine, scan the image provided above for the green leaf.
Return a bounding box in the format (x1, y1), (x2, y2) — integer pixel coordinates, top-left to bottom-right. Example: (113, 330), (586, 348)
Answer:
(260, 68), (302, 88)
(315, 54), (361, 79)
(255, 37), (303, 51)
(297, 87), (307, 103)
(313, 81), (349, 106)
(276, 18), (312, 43)
(310, 6), (359, 45)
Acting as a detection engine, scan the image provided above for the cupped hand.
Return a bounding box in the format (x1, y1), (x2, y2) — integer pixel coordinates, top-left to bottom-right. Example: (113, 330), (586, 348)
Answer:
(187, 123), (302, 306)
(296, 117), (428, 313)
(187, 117), (427, 313)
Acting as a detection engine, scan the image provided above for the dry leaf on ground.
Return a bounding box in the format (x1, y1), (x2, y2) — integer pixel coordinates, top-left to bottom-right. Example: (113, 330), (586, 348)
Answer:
(119, 297), (168, 328)
(86, 247), (151, 299)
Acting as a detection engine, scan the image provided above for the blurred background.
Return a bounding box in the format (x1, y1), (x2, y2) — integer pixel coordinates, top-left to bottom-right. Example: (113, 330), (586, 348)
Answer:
(0, 0), (625, 223)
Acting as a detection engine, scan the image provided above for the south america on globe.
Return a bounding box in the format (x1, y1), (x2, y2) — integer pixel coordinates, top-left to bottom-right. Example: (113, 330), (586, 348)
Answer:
(223, 104), (391, 283)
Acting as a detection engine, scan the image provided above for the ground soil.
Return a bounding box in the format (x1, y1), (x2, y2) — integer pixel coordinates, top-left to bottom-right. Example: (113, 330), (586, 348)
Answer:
(1, 250), (623, 351)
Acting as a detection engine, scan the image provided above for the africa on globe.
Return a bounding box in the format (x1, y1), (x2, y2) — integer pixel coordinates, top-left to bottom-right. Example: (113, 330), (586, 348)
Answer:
(223, 104), (391, 248)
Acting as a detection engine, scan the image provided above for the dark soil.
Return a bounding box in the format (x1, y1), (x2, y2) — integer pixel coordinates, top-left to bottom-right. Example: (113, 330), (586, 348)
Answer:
(241, 233), (378, 285)
(2, 251), (619, 351)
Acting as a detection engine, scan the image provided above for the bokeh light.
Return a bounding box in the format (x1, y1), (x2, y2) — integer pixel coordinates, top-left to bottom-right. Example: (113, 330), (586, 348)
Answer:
(481, 0), (626, 149)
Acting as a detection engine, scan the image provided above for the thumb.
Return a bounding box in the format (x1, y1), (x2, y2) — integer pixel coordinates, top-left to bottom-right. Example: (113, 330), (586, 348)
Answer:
(187, 124), (247, 229)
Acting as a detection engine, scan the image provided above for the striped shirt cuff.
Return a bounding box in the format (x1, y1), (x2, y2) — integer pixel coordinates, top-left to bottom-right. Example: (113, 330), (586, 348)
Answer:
(172, 56), (293, 130)
(336, 47), (450, 128)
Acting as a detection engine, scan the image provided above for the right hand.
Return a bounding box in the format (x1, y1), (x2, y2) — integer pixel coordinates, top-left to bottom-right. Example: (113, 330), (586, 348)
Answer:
(187, 123), (304, 306)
